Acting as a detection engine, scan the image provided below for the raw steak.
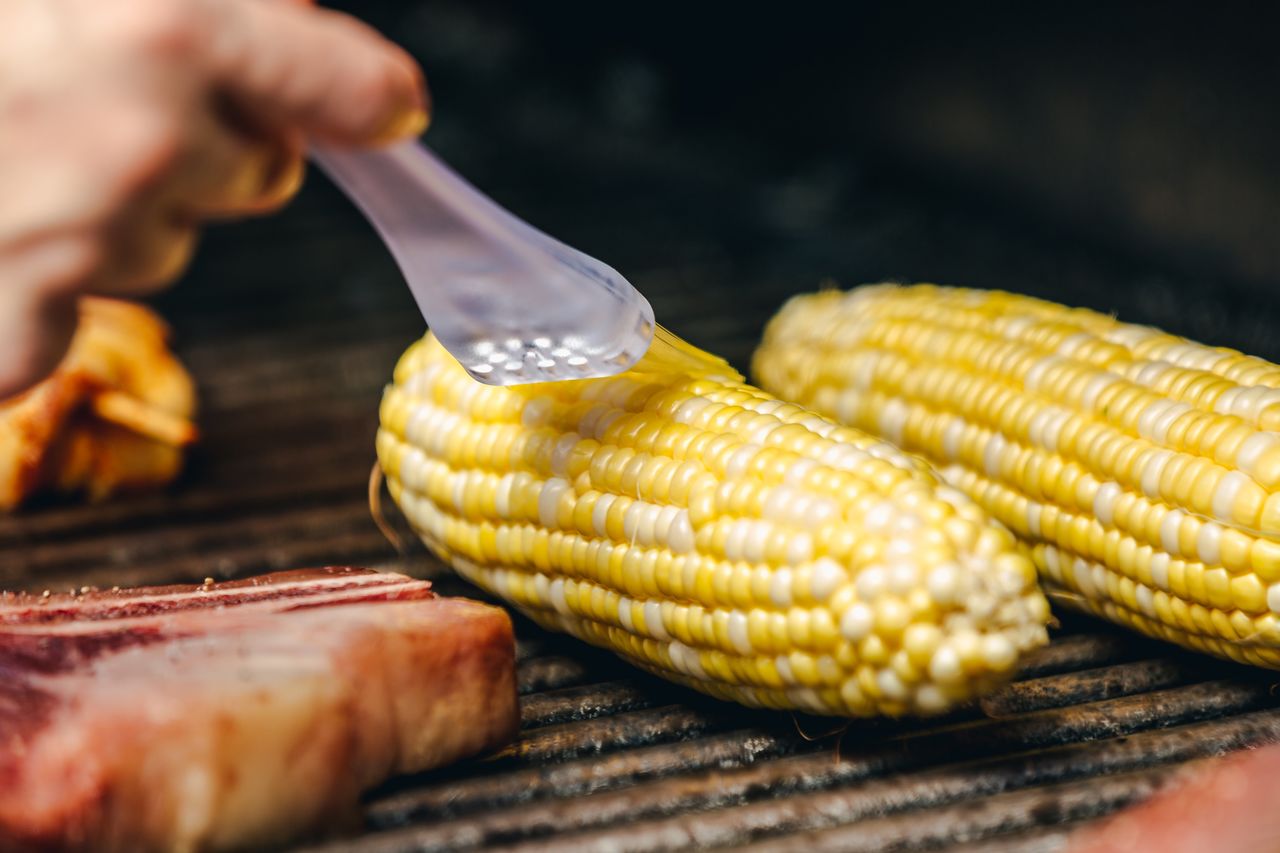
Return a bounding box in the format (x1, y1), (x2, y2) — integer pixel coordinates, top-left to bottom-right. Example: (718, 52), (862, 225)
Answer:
(0, 567), (518, 851)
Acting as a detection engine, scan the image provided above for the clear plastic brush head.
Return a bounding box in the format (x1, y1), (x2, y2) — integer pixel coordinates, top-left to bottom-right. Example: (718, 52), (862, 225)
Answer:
(452, 295), (654, 384)
(312, 141), (656, 385)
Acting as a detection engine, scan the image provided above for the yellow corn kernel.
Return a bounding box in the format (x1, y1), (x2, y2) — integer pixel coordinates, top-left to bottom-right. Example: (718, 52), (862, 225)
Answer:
(755, 283), (1280, 670)
(380, 331), (1050, 717)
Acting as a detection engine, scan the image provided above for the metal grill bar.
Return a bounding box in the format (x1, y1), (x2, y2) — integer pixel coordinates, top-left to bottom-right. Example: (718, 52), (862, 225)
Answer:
(1010, 635), (1136, 680)
(941, 825), (1079, 853)
(979, 659), (1193, 717)
(515, 656), (593, 695)
(520, 681), (659, 728)
(498, 705), (737, 766)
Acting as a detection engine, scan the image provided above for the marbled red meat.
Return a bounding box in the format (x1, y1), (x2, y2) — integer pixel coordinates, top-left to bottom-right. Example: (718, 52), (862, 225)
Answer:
(0, 568), (518, 852)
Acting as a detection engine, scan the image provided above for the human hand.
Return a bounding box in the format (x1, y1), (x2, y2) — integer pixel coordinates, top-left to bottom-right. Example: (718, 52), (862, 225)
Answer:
(0, 0), (429, 398)
(1068, 744), (1280, 853)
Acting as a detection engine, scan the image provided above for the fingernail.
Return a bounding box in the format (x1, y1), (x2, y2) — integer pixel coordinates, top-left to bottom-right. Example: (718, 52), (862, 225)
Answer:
(375, 105), (431, 144)
(261, 153), (306, 205)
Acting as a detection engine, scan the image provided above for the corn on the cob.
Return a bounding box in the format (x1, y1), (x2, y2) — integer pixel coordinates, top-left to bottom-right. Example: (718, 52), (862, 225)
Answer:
(378, 330), (1050, 717)
(754, 283), (1280, 669)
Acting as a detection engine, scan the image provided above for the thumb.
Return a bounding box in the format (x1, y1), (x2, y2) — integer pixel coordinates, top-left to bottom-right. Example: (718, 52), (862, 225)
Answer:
(0, 238), (95, 400)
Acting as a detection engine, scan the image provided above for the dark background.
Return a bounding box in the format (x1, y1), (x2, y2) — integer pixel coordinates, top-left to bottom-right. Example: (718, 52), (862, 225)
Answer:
(164, 0), (1280, 373)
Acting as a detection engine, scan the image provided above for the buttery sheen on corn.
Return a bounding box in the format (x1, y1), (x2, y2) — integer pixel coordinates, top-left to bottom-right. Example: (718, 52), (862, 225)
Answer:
(378, 330), (1050, 717)
(754, 284), (1280, 669)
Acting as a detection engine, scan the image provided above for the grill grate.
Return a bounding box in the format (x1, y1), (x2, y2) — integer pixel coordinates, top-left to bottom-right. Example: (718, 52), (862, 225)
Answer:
(301, 610), (1280, 852)
(8, 137), (1280, 851)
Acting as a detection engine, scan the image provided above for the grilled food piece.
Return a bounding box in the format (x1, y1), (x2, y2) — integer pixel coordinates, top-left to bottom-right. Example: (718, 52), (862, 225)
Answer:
(0, 568), (518, 852)
(377, 332), (1050, 718)
(754, 283), (1280, 669)
(0, 297), (197, 510)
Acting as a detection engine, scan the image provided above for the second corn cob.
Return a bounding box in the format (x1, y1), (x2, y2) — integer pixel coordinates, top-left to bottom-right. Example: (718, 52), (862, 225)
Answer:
(378, 331), (1050, 717)
(754, 283), (1280, 669)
